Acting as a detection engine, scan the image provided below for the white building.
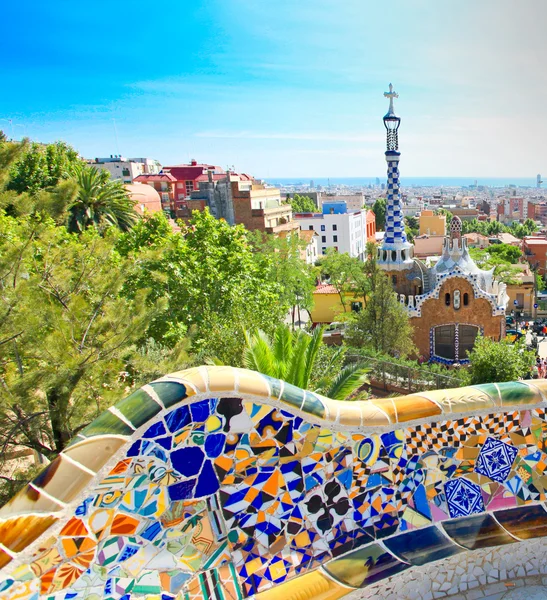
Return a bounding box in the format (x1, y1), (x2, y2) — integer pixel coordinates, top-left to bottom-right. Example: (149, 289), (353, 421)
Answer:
(88, 156), (162, 184)
(294, 202), (368, 260)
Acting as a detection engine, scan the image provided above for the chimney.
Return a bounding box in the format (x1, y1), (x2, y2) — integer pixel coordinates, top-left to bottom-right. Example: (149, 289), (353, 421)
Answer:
(190, 159), (197, 166)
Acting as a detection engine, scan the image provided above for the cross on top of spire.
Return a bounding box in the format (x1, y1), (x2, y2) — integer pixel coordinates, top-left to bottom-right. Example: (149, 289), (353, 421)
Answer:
(384, 83), (399, 116)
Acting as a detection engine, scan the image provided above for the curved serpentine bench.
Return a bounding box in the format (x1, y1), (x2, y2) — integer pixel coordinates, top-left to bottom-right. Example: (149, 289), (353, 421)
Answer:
(0, 366), (547, 600)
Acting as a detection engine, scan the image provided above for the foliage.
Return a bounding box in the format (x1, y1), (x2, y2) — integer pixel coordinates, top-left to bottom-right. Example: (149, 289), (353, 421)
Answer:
(436, 209), (538, 239)
(118, 210), (288, 366)
(7, 140), (83, 194)
(318, 249), (365, 311)
(469, 244), (525, 284)
(466, 336), (536, 384)
(288, 194), (317, 213)
(67, 165), (138, 233)
(344, 263), (416, 357)
(0, 214), (187, 464)
(242, 324), (369, 400)
(372, 198), (386, 230)
(249, 231), (316, 325)
(404, 215), (419, 242)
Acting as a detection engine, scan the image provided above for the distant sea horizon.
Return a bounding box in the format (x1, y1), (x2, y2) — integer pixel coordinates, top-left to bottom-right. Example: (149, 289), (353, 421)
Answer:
(264, 176), (540, 188)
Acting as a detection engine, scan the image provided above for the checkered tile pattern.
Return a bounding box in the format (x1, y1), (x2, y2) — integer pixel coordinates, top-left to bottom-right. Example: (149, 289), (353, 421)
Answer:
(384, 160), (408, 245)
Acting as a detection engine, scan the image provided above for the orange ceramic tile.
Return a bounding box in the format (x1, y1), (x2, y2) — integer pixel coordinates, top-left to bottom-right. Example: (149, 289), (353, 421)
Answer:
(0, 547), (12, 568)
(63, 436), (128, 474)
(390, 396), (443, 422)
(110, 514), (140, 535)
(0, 515), (58, 552)
(61, 536), (96, 559)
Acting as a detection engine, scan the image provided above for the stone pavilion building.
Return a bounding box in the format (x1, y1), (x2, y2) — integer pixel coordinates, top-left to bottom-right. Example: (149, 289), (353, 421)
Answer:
(376, 85), (509, 364)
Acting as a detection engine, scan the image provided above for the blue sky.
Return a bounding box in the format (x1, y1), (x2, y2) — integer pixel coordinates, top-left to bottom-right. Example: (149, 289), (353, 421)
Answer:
(2, 0), (547, 177)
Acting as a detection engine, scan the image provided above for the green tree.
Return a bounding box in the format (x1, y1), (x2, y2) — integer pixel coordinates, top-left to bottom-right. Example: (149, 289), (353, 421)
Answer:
(289, 194), (317, 213)
(345, 262), (415, 358)
(372, 198), (386, 230)
(242, 324), (369, 400)
(8, 140), (82, 194)
(469, 244), (524, 284)
(466, 336), (535, 384)
(319, 250), (364, 312)
(67, 165), (138, 233)
(250, 231), (316, 327)
(118, 210), (288, 365)
(0, 215), (185, 461)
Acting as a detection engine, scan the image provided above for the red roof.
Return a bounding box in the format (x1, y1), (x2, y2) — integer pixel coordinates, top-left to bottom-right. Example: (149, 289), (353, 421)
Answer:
(163, 164), (224, 182)
(134, 173), (177, 183)
(195, 173), (229, 182)
(313, 284), (338, 295)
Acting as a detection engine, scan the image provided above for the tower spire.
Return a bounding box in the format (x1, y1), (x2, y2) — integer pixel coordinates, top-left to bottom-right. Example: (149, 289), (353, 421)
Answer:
(377, 83), (413, 272)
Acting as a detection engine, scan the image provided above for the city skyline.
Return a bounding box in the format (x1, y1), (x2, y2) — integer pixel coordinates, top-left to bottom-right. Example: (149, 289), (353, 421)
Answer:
(2, 0), (547, 177)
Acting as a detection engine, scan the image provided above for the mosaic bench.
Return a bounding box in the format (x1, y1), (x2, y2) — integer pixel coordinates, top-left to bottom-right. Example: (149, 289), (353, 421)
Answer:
(1, 366), (547, 600)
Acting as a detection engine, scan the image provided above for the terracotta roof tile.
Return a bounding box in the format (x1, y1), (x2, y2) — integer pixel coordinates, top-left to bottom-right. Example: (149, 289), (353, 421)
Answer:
(313, 284), (338, 295)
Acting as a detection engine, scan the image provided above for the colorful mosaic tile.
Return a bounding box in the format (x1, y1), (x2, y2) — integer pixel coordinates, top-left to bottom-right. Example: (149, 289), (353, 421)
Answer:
(1, 368), (547, 599)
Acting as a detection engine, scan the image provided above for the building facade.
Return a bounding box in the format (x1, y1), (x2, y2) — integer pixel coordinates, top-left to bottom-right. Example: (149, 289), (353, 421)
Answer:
(419, 209), (446, 236)
(88, 156), (161, 183)
(133, 173), (177, 214)
(376, 85), (508, 363)
(523, 236), (547, 275)
(294, 202), (369, 259)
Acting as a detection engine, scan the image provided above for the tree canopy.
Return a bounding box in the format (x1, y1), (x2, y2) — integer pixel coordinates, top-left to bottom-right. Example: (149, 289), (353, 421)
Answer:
(288, 194), (318, 213)
(372, 198), (386, 230)
(466, 336), (535, 384)
(7, 140), (83, 194)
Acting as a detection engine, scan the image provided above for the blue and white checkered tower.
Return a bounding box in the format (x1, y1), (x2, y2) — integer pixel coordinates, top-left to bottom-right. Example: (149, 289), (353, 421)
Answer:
(377, 84), (414, 272)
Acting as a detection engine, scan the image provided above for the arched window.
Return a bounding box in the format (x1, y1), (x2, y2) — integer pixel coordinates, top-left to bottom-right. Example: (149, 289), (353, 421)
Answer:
(463, 293), (469, 306)
(391, 250), (397, 261)
(401, 250), (406, 260)
(445, 293), (451, 306)
(383, 250), (387, 261)
(392, 275), (397, 285)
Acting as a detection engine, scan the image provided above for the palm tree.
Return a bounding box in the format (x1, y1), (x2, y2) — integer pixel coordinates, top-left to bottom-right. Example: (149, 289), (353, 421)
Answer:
(68, 165), (138, 233)
(242, 324), (369, 400)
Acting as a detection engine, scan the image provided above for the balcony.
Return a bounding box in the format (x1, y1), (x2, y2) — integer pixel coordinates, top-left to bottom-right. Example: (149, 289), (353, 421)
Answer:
(251, 205), (292, 219)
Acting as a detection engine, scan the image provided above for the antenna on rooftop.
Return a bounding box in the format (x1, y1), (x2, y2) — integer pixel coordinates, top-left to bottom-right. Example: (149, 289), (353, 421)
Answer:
(112, 118), (120, 156)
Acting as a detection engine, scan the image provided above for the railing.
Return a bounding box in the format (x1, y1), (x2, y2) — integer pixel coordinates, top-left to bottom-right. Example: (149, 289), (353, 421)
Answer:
(346, 354), (464, 393)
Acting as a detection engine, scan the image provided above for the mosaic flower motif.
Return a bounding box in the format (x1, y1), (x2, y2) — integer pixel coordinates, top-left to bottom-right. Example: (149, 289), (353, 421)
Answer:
(444, 478), (485, 519)
(474, 437), (518, 483)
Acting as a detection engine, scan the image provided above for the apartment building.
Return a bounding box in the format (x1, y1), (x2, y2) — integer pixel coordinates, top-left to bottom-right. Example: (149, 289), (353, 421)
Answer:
(293, 202), (369, 260)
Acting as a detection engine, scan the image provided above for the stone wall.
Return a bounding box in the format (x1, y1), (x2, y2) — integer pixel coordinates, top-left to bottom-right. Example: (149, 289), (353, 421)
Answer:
(411, 276), (503, 360)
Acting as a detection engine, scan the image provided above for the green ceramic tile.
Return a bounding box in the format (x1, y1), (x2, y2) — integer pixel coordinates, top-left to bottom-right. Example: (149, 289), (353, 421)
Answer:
(302, 392), (325, 418)
(79, 409), (134, 438)
(279, 382), (305, 410)
(262, 375), (282, 400)
(116, 388), (162, 429)
(472, 383), (499, 403)
(497, 381), (538, 405)
(150, 381), (189, 408)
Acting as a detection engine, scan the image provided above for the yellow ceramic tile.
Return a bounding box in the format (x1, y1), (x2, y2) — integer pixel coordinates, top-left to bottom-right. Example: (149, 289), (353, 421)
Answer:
(336, 403), (366, 427)
(418, 388), (496, 414)
(63, 436), (128, 474)
(206, 366), (238, 393)
(254, 570), (350, 600)
(358, 401), (392, 427)
(34, 454), (94, 504)
(165, 367), (208, 393)
(236, 370), (271, 398)
(0, 483), (63, 518)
